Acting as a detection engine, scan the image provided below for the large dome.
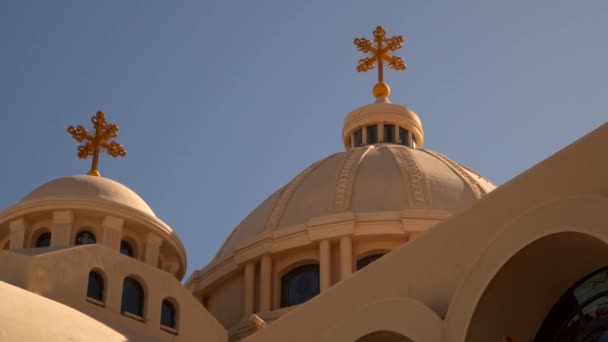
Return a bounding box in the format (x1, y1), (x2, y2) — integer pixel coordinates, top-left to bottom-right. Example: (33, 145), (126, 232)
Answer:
(215, 144), (495, 260)
(21, 175), (155, 217)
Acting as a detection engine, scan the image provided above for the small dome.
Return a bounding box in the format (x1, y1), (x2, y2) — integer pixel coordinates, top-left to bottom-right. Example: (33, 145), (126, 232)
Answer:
(0, 281), (130, 341)
(21, 175), (155, 217)
(214, 145), (495, 260)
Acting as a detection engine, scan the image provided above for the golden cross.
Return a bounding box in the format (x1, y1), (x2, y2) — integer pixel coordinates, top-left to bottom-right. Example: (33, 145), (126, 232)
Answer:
(354, 26), (406, 97)
(67, 111), (126, 176)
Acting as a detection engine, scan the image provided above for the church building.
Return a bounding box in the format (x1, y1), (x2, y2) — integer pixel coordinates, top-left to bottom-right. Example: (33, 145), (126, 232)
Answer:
(0, 27), (607, 342)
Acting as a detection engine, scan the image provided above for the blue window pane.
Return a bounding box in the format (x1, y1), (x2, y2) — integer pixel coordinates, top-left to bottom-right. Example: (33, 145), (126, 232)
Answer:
(87, 271), (104, 302)
(354, 129), (363, 147)
(35, 232), (51, 248)
(384, 124), (395, 143)
(367, 125), (378, 144)
(399, 128), (409, 146)
(161, 299), (177, 329)
(120, 240), (134, 257)
(122, 277), (144, 317)
(281, 264), (320, 308)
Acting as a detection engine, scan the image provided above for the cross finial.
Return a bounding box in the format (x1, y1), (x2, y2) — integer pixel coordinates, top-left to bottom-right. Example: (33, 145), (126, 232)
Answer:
(67, 111), (126, 177)
(354, 26), (406, 98)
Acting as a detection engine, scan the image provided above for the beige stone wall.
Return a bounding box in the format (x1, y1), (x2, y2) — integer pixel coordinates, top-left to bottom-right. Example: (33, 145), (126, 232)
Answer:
(0, 244), (226, 342)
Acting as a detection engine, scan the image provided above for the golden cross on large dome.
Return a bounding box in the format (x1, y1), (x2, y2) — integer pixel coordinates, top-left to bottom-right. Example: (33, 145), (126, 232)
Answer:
(67, 111), (126, 177)
(354, 26), (406, 98)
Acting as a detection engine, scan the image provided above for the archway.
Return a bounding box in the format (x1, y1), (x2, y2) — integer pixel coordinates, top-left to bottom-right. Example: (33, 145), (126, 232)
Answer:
(356, 331), (412, 342)
(465, 232), (608, 341)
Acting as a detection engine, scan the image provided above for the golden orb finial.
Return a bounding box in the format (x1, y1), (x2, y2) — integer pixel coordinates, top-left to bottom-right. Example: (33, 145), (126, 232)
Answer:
(354, 26), (406, 99)
(67, 111), (127, 177)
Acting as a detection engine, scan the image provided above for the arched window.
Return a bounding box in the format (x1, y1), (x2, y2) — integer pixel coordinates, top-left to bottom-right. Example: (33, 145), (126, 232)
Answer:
(121, 277), (144, 318)
(120, 240), (134, 257)
(87, 270), (104, 303)
(75, 230), (96, 245)
(281, 264), (320, 308)
(356, 253), (385, 271)
(160, 298), (178, 330)
(35, 231), (51, 248)
(536, 267), (608, 341)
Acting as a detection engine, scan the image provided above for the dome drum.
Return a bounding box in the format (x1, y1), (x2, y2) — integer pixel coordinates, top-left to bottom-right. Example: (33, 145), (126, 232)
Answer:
(342, 102), (424, 150)
(0, 175), (187, 280)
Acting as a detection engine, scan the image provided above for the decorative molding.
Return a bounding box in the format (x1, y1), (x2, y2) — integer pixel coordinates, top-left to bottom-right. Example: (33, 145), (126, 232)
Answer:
(334, 147), (370, 211)
(424, 150), (487, 198)
(389, 146), (432, 208)
(264, 157), (329, 231)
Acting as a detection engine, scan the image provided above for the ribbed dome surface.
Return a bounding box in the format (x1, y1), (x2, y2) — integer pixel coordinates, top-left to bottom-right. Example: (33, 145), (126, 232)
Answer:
(21, 175), (155, 217)
(215, 145), (495, 260)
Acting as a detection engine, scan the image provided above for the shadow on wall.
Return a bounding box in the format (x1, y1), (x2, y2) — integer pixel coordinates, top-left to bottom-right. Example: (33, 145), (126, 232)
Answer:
(466, 231), (608, 341)
(356, 330), (413, 342)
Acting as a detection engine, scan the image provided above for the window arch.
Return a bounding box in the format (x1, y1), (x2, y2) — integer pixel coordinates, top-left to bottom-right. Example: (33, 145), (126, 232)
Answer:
(356, 253), (386, 271)
(35, 231), (52, 248)
(281, 264), (320, 308)
(87, 270), (104, 303)
(536, 267), (608, 341)
(121, 276), (145, 318)
(75, 230), (96, 245)
(120, 240), (135, 257)
(160, 298), (178, 331)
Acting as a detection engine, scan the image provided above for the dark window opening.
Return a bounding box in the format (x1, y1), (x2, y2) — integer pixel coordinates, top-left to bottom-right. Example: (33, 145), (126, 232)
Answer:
(161, 299), (178, 330)
(536, 267), (608, 341)
(121, 277), (144, 318)
(120, 240), (134, 257)
(367, 125), (378, 144)
(356, 253), (385, 270)
(87, 270), (104, 302)
(354, 129), (363, 147)
(75, 230), (96, 245)
(399, 128), (409, 147)
(281, 264), (320, 308)
(35, 232), (51, 248)
(384, 124), (395, 143)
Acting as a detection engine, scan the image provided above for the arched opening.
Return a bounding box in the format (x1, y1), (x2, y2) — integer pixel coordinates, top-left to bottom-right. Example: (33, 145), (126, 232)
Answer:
(465, 232), (608, 342)
(281, 264), (320, 308)
(121, 276), (145, 318)
(356, 253), (386, 271)
(120, 240), (135, 257)
(356, 330), (413, 342)
(75, 230), (96, 245)
(160, 298), (178, 332)
(34, 231), (51, 248)
(87, 270), (105, 303)
(535, 267), (608, 341)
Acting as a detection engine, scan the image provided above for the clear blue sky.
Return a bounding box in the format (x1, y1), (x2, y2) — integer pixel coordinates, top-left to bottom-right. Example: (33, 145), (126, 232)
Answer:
(1, 1), (606, 279)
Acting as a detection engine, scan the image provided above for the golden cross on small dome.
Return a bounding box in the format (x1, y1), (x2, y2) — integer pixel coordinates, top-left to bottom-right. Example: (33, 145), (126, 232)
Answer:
(354, 26), (406, 98)
(67, 111), (126, 177)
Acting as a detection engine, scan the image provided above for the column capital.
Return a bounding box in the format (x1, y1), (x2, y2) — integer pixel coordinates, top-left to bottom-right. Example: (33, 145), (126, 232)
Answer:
(146, 233), (163, 247)
(102, 216), (124, 231)
(9, 218), (27, 233)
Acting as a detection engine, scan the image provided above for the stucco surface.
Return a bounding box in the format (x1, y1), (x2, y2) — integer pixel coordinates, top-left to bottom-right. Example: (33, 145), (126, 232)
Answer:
(21, 175), (156, 217)
(0, 280), (131, 341)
